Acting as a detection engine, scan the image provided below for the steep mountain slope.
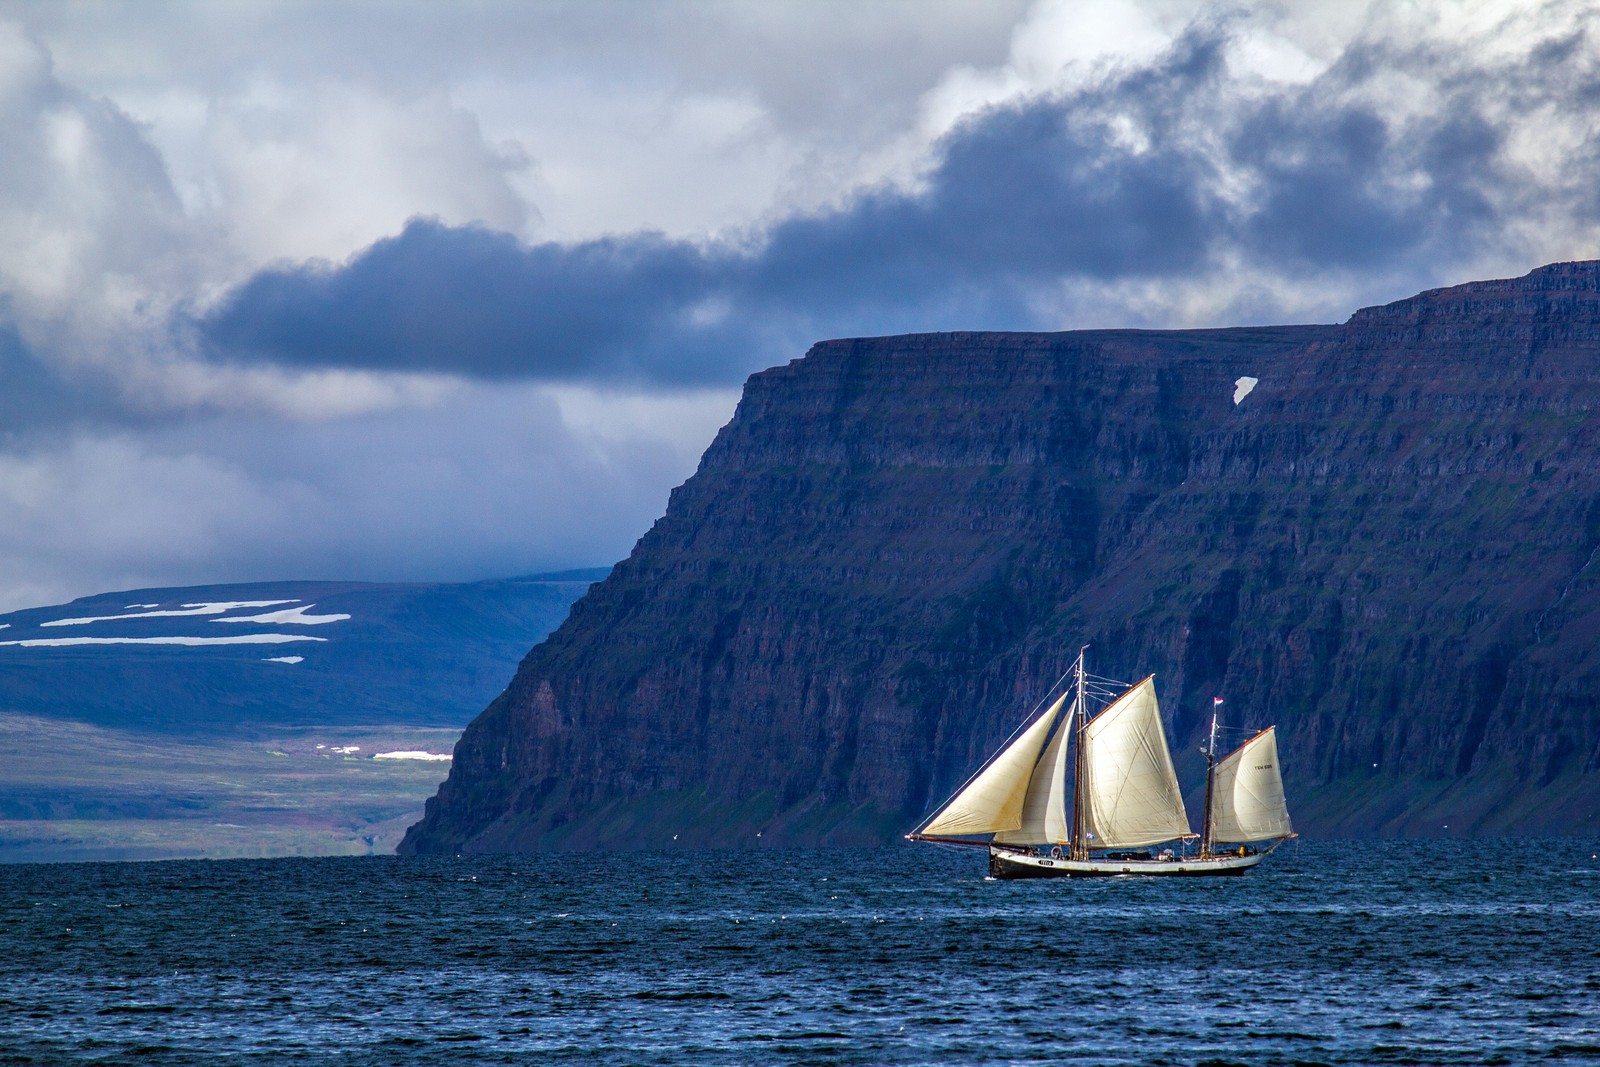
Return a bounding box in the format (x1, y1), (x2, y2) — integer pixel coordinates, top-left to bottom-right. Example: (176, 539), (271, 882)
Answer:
(402, 263), (1600, 852)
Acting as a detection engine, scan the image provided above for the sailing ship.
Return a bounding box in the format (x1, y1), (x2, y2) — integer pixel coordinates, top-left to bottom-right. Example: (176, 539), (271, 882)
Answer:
(907, 649), (1294, 878)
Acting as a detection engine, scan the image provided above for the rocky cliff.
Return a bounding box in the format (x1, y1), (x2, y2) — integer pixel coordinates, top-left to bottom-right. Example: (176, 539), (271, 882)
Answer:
(401, 262), (1600, 852)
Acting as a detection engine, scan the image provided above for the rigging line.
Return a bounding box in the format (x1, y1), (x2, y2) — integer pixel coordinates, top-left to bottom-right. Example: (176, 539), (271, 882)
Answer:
(1081, 678), (1130, 697)
(1024, 664), (1079, 722)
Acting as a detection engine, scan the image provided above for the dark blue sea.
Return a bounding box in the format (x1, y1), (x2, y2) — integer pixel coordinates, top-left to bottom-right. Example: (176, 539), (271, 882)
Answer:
(2, 840), (1598, 1065)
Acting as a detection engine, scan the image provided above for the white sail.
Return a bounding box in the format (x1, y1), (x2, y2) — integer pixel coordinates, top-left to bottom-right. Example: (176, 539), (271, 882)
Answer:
(920, 691), (1070, 837)
(1079, 677), (1191, 849)
(1208, 727), (1292, 843)
(993, 692), (1074, 845)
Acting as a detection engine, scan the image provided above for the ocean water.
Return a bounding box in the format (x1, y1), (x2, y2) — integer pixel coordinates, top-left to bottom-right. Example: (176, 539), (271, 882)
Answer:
(2, 840), (1598, 1065)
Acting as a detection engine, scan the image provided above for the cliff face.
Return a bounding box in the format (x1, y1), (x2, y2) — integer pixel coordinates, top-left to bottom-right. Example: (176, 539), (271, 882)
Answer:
(401, 262), (1600, 852)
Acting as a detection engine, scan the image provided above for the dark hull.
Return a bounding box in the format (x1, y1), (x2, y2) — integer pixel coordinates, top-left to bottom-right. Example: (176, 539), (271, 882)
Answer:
(988, 848), (1262, 879)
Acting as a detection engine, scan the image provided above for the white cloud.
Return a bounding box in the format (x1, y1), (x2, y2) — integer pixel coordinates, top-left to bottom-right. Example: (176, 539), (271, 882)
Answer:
(0, 380), (730, 612)
(11, 1), (1030, 247)
(0, 21), (198, 337)
(201, 81), (531, 265)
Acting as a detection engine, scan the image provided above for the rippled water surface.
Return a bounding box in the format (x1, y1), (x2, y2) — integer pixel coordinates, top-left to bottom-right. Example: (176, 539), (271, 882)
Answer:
(3, 841), (1599, 1065)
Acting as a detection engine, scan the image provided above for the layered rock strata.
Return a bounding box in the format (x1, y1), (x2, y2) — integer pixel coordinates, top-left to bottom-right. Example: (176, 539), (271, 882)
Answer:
(402, 262), (1600, 851)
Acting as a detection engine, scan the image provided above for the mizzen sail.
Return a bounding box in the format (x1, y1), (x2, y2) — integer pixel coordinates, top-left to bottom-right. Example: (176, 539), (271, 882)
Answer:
(1208, 727), (1292, 843)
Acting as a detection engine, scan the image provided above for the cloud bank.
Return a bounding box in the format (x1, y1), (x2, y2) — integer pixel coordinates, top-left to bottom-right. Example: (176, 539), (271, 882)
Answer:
(0, 1), (1596, 611)
(195, 8), (1600, 388)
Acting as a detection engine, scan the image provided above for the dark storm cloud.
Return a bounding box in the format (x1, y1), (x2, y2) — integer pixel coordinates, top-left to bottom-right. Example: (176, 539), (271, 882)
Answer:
(747, 80), (1220, 316)
(197, 23), (1600, 385)
(201, 223), (741, 382)
(1230, 40), (1511, 271)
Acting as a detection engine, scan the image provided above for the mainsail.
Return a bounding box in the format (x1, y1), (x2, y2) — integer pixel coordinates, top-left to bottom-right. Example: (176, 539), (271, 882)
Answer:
(1207, 727), (1292, 843)
(1078, 677), (1192, 849)
(919, 691), (1071, 837)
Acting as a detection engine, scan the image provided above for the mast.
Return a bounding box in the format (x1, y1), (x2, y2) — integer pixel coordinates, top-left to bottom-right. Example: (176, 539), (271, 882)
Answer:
(1200, 696), (1220, 857)
(1069, 646), (1088, 861)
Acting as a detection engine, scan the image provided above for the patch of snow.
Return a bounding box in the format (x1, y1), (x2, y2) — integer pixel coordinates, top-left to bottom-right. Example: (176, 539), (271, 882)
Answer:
(373, 751), (453, 761)
(0, 624), (8, 631)
(331, 745), (361, 754)
(124, 604), (160, 609)
(44, 601), (298, 627)
(1233, 376), (1259, 404)
(0, 634), (327, 647)
(215, 604), (350, 626)
(265, 655), (305, 664)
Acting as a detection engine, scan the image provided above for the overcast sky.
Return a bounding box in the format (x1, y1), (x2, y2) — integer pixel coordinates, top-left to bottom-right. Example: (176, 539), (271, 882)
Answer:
(0, 0), (1596, 611)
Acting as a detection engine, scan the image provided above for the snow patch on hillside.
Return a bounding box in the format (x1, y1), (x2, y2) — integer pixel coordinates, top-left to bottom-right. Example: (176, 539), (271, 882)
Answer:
(44, 601), (298, 627)
(216, 604), (350, 626)
(374, 750), (452, 761)
(0, 634), (328, 647)
(265, 655), (305, 664)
